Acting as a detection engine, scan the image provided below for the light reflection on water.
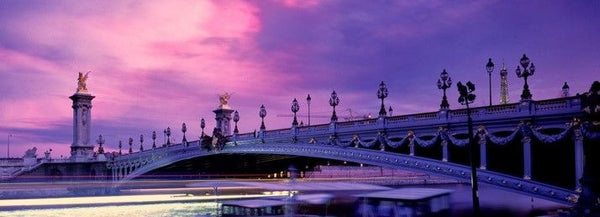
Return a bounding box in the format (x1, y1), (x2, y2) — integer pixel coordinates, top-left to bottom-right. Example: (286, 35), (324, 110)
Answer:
(0, 202), (216, 217)
(0, 184), (569, 217)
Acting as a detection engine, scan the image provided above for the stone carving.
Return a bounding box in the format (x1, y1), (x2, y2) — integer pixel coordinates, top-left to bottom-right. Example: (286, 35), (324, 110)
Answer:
(77, 71), (90, 93)
(24, 147), (37, 158)
(218, 92), (232, 109)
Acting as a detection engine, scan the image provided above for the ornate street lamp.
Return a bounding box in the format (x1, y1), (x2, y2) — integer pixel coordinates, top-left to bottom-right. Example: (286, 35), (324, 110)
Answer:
(306, 94), (312, 126)
(486, 58), (495, 106)
(166, 127), (171, 146)
(182, 122), (187, 146)
(437, 69), (452, 109)
(388, 106), (393, 116)
(128, 137), (133, 154)
(200, 118), (206, 136)
(377, 81), (388, 116)
(329, 91), (340, 122)
(457, 81), (480, 215)
(562, 82), (570, 97)
(152, 131), (156, 149)
(96, 135), (105, 154)
(259, 105), (267, 130)
(515, 54), (536, 101)
(139, 134), (144, 151)
(118, 140), (122, 155)
(233, 110), (240, 134)
(291, 98), (300, 126)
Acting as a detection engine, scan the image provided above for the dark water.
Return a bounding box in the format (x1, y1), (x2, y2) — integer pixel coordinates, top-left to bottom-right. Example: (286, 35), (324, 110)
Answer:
(0, 183), (568, 217)
(445, 183), (566, 217)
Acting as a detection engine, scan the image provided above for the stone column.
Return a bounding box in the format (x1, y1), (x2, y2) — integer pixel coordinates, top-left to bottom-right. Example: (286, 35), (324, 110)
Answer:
(69, 93), (95, 162)
(409, 138), (415, 156)
(478, 132), (487, 170)
(522, 135), (532, 180)
(442, 140), (448, 162)
(213, 108), (234, 136)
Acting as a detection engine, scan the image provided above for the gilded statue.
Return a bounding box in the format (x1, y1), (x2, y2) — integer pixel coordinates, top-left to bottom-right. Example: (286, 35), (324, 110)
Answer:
(219, 92), (232, 109)
(77, 71), (90, 93)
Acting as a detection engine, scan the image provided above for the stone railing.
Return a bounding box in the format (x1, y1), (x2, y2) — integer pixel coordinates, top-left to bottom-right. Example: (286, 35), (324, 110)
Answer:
(243, 96), (581, 141)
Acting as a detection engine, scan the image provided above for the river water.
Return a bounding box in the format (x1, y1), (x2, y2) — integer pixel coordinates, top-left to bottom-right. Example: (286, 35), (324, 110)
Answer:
(0, 183), (568, 217)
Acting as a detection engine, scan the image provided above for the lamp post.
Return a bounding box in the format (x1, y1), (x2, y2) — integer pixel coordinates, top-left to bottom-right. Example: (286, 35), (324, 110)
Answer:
(118, 140), (122, 155)
(515, 54), (536, 101)
(486, 58), (495, 106)
(182, 122), (187, 146)
(437, 69), (452, 109)
(96, 135), (105, 154)
(152, 131), (156, 149)
(233, 110), (240, 134)
(457, 81), (480, 216)
(166, 127), (171, 146)
(377, 81), (388, 117)
(329, 91), (339, 122)
(306, 94), (312, 126)
(139, 134), (144, 151)
(128, 137), (133, 154)
(259, 105), (267, 130)
(291, 98), (300, 126)
(200, 118), (206, 136)
(389, 106), (393, 116)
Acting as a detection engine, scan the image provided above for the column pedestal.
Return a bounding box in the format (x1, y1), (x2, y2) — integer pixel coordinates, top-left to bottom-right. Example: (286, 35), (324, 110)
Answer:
(69, 93), (95, 162)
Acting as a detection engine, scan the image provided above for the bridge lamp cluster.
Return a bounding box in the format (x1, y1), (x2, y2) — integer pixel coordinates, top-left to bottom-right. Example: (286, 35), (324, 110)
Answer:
(139, 134), (144, 151)
(291, 98), (300, 126)
(329, 91), (339, 122)
(437, 69), (452, 109)
(377, 81), (388, 117)
(259, 105), (267, 130)
(152, 131), (157, 149)
(515, 54), (536, 101)
(96, 135), (105, 154)
(181, 122), (188, 146)
(233, 110), (240, 134)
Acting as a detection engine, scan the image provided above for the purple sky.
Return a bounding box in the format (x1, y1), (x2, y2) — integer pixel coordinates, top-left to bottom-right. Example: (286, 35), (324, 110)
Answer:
(1, 0), (599, 158)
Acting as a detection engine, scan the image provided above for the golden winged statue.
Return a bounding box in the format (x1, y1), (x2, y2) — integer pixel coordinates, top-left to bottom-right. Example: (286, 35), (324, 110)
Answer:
(218, 92), (232, 109)
(76, 71), (90, 93)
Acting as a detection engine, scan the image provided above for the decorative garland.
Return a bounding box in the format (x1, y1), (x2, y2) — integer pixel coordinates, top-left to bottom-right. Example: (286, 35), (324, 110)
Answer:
(582, 125), (600, 140)
(308, 121), (598, 150)
(383, 136), (409, 148)
(353, 135), (378, 148)
(413, 133), (440, 148)
(446, 134), (469, 147)
(530, 126), (572, 144)
(487, 128), (520, 146)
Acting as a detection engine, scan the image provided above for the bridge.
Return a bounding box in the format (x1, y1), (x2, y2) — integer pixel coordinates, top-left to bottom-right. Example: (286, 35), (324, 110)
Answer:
(106, 95), (599, 205)
(3, 77), (598, 208)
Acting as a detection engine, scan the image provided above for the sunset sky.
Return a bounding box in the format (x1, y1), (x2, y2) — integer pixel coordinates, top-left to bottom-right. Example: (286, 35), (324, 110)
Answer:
(1, 1), (599, 157)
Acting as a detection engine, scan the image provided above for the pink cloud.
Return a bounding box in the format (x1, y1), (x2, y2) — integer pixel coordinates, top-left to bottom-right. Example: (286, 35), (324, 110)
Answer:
(278, 0), (321, 9)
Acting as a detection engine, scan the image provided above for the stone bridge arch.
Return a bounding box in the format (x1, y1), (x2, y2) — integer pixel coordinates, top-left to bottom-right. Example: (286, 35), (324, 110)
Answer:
(110, 143), (576, 205)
